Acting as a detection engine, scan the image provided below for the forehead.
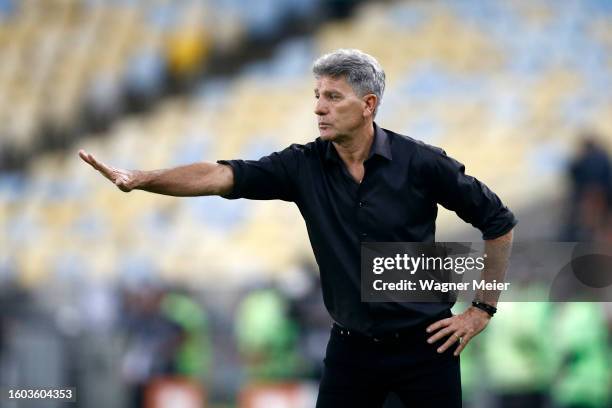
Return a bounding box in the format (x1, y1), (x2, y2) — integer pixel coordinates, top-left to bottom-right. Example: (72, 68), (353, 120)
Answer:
(314, 75), (354, 93)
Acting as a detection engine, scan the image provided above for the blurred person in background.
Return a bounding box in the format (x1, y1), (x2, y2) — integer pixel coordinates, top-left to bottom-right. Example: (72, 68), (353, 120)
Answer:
(283, 262), (332, 380)
(481, 301), (555, 408)
(552, 303), (611, 408)
(159, 288), (212, 381)
(234, 282), (301, 381)
(119, 285), (184, 407)
(79, 48), (516, 407)
(563, 132), (612, 242)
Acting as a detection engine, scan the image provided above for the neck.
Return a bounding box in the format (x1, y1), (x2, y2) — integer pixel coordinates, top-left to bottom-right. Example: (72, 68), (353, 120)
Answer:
(333, 122), (375, 165)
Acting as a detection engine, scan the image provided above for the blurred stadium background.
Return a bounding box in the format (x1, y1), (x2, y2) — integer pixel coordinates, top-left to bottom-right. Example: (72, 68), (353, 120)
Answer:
(1, 0), (611, 407)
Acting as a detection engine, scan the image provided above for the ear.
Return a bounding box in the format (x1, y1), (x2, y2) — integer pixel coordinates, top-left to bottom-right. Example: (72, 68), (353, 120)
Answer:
(362, 94), (378, 118)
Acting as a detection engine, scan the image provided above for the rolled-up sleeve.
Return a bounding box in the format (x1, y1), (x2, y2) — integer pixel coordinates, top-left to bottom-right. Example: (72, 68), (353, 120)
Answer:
(422, 148), (518, 240)
(217, 144), (302, 202)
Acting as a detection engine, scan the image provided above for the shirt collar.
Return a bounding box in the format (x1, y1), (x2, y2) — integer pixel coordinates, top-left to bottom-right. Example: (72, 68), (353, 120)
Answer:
(324, 122), (393, 163)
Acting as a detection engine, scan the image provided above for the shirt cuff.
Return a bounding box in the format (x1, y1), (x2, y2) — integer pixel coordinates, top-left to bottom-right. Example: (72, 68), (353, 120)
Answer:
(217, 159), (242, 199)
(482, 215), (518, 240)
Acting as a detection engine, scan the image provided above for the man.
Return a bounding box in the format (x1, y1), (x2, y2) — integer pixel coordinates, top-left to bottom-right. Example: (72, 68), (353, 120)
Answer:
(80, 49), (516, 407)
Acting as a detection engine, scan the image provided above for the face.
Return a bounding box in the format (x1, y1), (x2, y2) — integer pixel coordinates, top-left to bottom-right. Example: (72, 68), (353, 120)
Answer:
(314, 75), (375, 141)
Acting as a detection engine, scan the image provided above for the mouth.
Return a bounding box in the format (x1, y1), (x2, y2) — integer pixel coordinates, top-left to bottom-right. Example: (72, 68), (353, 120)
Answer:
(318, 123), (332, 129)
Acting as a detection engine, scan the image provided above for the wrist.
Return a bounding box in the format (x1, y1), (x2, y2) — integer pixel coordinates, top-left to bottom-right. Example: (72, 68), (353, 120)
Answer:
(134, 170), (152, 190)
(471, 301), (497, 317)
(470, 306), (491, 320)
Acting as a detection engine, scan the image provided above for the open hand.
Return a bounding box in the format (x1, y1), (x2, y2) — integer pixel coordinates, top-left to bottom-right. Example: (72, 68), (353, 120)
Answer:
(79, 149), (142, 192)
(425, 307), (491, 356)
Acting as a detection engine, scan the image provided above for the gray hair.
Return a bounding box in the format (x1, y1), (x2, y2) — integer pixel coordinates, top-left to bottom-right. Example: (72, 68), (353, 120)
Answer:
(312, 49), (386, 116)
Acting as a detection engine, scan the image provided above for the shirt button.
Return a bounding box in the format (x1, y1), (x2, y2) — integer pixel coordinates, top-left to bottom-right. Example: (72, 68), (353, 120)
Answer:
(358, 201), (364, 207)
(361, 232), (368, 238)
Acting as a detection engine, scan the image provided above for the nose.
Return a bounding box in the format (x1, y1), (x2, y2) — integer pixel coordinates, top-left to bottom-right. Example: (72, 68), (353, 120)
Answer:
(314, 98), (328, 116)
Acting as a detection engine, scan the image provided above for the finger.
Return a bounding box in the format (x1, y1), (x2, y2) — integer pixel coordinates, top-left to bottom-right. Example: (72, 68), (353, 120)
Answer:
(79, 150), (97, 168)
(426, 317), (453, 334)
(86, 153), (104, 171)
(436, 332), (461, 353)
(86, 154), (116, 180)
(79, 150), (102, 170)
(453, 333), (474, 356)
(427, 326), (455, 344)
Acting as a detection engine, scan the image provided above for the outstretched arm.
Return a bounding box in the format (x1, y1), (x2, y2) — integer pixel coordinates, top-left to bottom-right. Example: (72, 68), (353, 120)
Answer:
(79, 149), (234, 196)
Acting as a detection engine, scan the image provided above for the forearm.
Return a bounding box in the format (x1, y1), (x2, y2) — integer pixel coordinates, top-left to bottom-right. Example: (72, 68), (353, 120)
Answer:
(475, 229), (514, 307)
(136, 162), (233, 197)
(427, 232), (513, 354)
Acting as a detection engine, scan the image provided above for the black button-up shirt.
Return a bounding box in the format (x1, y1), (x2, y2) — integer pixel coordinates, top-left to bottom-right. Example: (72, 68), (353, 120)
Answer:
(219, 123), (517, 335)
